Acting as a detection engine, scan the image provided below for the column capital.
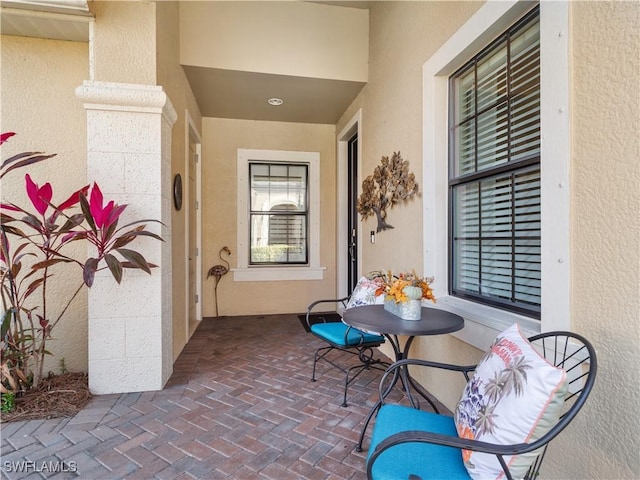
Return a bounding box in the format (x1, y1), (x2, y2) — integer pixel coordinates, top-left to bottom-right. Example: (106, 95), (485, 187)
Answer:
(76, 80), (177, 126)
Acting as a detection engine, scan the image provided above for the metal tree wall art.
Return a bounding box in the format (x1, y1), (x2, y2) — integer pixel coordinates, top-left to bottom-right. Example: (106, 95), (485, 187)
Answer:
(356, 151), (419, 232)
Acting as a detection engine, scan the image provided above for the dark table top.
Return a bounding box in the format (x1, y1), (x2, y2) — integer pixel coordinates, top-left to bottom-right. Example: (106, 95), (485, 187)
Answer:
(342, 304), (464, 337)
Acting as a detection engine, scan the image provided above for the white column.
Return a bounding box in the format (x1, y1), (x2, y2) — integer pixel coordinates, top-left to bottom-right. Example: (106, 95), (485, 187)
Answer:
(76, 81), (176, 394)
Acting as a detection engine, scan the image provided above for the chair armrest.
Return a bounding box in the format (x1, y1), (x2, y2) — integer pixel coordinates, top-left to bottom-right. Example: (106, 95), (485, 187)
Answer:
(378, 358), (476, 404)
(305, 297), (349, 329)
(371, 429), (533, 457)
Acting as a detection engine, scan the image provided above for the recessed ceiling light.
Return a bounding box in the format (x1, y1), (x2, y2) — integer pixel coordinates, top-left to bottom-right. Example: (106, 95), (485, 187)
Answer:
(268, 97), (284, 106)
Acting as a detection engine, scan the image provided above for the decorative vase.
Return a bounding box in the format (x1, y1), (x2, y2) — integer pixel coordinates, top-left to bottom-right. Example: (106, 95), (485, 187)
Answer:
(384, 298), (422, 320)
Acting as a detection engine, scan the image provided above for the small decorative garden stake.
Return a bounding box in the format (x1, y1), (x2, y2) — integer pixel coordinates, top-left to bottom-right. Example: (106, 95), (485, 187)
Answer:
(356, 151), (419, 232)
(207, 246), (231, 317)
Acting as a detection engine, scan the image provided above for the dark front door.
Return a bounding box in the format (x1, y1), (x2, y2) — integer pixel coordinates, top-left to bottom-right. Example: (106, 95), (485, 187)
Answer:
(347, 133), (358, 294)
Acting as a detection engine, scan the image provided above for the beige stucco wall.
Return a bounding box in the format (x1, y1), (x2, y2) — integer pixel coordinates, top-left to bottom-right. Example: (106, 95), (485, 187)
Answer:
(89, 0), (203, 361)
(337, 0), (485, 389)
(90, 0), (156, 84)
(155, 1), (203, 360)
(0, 36), (89, 374)
(338, 1), (639, 478)
(339, 0), (482, 276)
(0, 0), (204, 373)
(201, 117), (337, 317)
(565, 1), (639, 476)
(179, 1), (369, 82)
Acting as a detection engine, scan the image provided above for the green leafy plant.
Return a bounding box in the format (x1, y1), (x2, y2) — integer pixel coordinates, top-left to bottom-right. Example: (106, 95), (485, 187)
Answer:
(1, 132), (162, 394)
(1, 391), (15, 413)
(59, 357), (67, 375)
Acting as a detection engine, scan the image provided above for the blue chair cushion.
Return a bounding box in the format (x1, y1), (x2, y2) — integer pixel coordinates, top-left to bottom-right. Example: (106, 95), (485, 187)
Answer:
(368, 404), (471, 480)
(310, 322), (384, 347)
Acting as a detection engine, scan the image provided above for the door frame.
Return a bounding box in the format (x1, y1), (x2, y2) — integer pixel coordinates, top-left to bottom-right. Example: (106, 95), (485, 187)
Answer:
(185, 109), (203, 338)
(336, 109), (362, 299)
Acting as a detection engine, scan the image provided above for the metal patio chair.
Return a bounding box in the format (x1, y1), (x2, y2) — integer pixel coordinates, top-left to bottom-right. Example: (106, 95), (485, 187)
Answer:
(365, 329), (597, 480)
(305, 279), (389, 407)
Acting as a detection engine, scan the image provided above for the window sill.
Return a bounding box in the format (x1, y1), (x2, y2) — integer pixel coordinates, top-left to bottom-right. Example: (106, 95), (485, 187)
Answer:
(232, 266), (326, 282)
(433, 294), (541, 351)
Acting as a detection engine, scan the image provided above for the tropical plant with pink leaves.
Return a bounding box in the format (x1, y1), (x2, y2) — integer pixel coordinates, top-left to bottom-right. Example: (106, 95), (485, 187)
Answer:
(1, 132), (162, 394)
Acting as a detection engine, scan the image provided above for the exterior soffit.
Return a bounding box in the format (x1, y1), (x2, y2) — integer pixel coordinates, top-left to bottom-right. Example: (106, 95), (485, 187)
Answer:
(1, 0), (92, 42)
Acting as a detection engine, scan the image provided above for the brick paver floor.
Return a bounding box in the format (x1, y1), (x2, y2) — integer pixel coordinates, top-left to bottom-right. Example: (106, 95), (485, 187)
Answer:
(1, 314), (404, 479)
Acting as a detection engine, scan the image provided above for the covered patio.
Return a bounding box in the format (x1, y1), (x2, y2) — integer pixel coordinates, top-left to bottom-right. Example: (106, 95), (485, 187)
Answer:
(1, 315), (432, 479)
(2, 1), (638, 478)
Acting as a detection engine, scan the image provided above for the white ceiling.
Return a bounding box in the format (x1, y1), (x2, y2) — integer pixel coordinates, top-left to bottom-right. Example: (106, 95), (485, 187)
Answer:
(1, 0), (371, 125)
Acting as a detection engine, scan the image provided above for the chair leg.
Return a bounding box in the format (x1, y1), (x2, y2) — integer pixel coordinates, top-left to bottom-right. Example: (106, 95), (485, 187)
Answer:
(343, 363), (371, 406)
(312, 344), (389, 407)
(342, 347), (390, 407)
(312, 345), (335, 382)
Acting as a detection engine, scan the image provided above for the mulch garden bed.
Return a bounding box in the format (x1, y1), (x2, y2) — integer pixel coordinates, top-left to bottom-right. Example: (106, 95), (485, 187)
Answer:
(1, 372), (91, 423)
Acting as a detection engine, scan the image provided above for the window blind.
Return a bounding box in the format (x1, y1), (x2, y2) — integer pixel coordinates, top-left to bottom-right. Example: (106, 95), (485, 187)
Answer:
(449, 8), (541, 317)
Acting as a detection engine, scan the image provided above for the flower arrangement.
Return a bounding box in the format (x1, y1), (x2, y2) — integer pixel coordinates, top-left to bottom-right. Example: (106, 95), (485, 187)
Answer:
(370, 269), (436, 304)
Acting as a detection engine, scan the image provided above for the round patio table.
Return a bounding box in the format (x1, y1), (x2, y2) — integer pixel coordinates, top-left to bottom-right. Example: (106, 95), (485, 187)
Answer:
(342, 304), (464, 450)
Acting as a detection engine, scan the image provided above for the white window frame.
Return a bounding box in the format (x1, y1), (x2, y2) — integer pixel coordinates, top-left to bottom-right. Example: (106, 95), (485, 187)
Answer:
(234, 148), (324, 281)
(423, 1), (570, 349)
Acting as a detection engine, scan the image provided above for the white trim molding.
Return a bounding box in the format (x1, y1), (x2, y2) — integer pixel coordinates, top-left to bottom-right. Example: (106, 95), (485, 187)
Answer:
(234, 148), (325, 282)
(336, 109), (363, 297)
(184, 110), (203, 332)
(423, 1), (570, 350)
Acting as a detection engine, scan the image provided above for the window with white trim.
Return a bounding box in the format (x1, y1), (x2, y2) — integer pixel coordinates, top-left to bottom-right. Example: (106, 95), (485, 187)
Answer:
(449, 8), (540, 319)
(235, 149), (324, 282)
(423, 1), (570, 346)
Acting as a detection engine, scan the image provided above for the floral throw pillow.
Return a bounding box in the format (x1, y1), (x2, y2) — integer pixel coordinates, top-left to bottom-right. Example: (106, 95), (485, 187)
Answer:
(346, 276), (385, 309)
(454, 323), (568, 480)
